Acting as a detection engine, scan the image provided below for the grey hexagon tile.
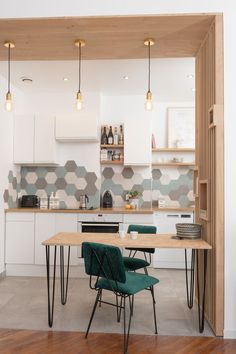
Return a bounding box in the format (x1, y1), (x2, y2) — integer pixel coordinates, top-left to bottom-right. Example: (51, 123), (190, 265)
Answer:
(112, 184), (123, 196)
(8, 171), (14, 183)
(102, 167), (114, 179)
(45, 184), (57, 195)
(87, 191), (100, 209)
(55, 166), (67, 178)
(85, 172), (97, 185)
(25, 184), (37, 195)
(132, 184), (144, 195)
(122, 167), (134, 179)
(35, 178), (47, 189)
(84, 183), (98, 196)
(45, 172), (57, 184)
(65, 172), (77, 184)
(101, 179), (115, 192)
(35, 167), (47, 178)
(65, 160), (77, 172)
(55, 177), (67, 190)
(178, 195), (190, 207)
(25, 172), (37, 184)
(75, 189), (84, 201)
(3, 189), (9, 203)
(75, 178), (87, 190)
(65, 184), (77, 196)
(75, 166), (87, 178)
(12, 177), (17, 190)
(21, 167), (28, 178)
(152, 169), (162, 180)
(141, 179), (151, 190)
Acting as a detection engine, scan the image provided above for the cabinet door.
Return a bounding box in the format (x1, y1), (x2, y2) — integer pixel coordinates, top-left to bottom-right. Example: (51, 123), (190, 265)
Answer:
(35, 213), (56, 265)
(6, 220), (34, 264)
(124, 119), (151, 165)
(13, 115), (34, 163)
(34, 115), (57, 163)
(55, 115), (98, 141)
(55, 213), (79, 265)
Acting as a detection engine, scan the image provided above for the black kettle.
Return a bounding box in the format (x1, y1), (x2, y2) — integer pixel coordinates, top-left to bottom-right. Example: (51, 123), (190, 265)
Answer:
(102, 190), (113, 208)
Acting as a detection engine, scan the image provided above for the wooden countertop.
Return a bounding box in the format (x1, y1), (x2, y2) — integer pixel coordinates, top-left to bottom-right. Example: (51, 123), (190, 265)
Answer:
(42, 232), (211, 250)
(5, 207), (194, 214)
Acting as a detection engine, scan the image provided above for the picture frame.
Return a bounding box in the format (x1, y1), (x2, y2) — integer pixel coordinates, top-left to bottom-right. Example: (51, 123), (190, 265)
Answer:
(167, 107), (195, 148)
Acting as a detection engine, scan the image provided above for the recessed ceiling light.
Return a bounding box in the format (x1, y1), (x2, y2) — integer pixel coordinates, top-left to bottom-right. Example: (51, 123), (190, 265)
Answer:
(187, 74), (194, 79)
(21, 76), (33, 83)
(63, 77), (69, 81)
(123, 75), (129, 80)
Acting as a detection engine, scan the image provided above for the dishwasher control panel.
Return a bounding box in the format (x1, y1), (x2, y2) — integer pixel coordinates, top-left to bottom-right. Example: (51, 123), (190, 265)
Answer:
(78, 213), (123, 223)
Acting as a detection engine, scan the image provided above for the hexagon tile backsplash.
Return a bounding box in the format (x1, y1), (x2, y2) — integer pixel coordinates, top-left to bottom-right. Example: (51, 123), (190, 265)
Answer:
(3, 161), (194, 208)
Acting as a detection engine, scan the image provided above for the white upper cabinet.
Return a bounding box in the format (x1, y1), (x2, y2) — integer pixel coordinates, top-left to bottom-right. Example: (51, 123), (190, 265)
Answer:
(55, 92), (100, 142)
(124, 117), (151, 166)
(55, 114), (98, 141)
(13, 115), (57, 164)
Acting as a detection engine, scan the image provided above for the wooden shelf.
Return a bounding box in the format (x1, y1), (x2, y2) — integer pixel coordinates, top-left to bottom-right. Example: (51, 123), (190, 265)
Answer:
(152, 148), (195, 152)
(152, 162), (195, 167)
(101, 144), (124, 148)
(101, 160), (123, 165)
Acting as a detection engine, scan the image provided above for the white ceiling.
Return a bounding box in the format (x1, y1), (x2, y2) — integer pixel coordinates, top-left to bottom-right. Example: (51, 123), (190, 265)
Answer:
(0, 58), (195, 101)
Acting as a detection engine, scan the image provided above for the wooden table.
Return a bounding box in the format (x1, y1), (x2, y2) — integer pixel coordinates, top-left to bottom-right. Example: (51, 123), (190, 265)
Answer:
(42, 232), (212, 332)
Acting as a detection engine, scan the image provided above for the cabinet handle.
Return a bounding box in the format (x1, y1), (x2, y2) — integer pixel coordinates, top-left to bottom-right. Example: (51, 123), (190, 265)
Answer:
(181, 214), (191, 218)
(167, 214), (179, 218)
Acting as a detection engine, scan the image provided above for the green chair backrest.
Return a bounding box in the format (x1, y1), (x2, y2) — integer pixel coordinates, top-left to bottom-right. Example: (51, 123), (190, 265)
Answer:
(127, 225), (157, 234)
(82, 242), (126, 283)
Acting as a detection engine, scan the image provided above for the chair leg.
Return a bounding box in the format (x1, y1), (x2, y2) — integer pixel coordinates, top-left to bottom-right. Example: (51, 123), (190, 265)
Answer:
(117, 296), (123, 322)
(99, 289), (102, 307)
(123, 295), (133, 354)
(85, 289), (101, 338)
(128, 295), (134, 316)
(144, 267), (148, 275)
(150, 286), (158, 334)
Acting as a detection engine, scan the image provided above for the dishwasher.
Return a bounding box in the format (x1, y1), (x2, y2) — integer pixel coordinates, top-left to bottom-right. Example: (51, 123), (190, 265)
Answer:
(153, 212), (193, 269)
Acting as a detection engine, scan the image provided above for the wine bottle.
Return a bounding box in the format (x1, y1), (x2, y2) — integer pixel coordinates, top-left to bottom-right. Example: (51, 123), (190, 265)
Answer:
(108, 126), (114, 145)
(101, 126), (108, 144)
(113, 126), (119, 145)
(118, 125), (124, 145)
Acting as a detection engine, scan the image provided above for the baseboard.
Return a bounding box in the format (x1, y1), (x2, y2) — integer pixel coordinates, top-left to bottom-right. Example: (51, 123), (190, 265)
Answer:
(0, 270), (6, 279)
(224, 329), (236, 339)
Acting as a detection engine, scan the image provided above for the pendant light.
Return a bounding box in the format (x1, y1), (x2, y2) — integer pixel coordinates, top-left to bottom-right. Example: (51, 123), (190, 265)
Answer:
(75, 39), (85, 111)
(4, 41), (15, 112)
(144, 38), (155, 111)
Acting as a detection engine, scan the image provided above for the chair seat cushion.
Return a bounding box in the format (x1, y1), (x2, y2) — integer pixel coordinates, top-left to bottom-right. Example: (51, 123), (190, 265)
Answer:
(123, 256), (149, 271)
(96, 271), (159, 296)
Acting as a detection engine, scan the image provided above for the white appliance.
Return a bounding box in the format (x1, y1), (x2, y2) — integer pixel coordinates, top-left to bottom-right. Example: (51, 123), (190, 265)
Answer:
(153, 212), (193, 269)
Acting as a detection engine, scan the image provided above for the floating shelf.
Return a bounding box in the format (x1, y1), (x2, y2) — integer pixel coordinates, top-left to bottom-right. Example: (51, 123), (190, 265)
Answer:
(101, 160), (123, 165)
(152, 162), (195, 167)
(152, 148), (195, 152)
(101, 144), (124, 148)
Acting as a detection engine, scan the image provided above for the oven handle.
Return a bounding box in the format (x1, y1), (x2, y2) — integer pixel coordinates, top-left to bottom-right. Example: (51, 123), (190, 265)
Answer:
(82, 223), (119, 227)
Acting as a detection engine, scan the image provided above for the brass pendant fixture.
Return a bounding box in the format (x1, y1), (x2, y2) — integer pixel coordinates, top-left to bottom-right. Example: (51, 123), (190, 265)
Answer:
(4, 41), (15, 112)
(74, 39), (85, 111)
(144, 38), (155, 111)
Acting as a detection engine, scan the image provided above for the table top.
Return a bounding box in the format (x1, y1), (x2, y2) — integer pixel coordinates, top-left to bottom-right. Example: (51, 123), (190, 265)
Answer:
(42, 232), (212, 250)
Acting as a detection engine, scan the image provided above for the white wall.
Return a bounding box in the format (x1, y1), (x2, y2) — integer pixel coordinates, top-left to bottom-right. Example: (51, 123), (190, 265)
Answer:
(0, 77), (25, 273)
(0, 0), (235, 337)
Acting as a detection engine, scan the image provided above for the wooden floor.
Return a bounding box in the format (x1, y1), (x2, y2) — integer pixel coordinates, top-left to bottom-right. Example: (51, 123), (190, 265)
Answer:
(0, 330), (236, 354)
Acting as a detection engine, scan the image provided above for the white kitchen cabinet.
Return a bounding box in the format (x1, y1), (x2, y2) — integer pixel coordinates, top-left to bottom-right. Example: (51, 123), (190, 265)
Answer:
(55, 115), (99, 142)
(124, 118), (151, 166)
(13, 115), (57, 164)
(35, 213), (79, 265)
(153, 212), (193, 269)
(6, 213), (35, 264)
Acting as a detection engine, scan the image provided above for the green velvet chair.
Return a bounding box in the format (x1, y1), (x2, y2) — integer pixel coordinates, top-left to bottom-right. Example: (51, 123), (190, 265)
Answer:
(82, 241), (159, 354)
(123, 225), (157, 274)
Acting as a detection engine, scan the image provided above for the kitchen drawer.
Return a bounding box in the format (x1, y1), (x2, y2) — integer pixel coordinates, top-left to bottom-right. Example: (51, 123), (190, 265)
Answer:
(123, 214), (154, 224)
(6, 212), (35, 222)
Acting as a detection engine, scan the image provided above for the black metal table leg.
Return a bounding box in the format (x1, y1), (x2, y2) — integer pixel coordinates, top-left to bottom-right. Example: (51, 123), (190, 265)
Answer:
(45, 245), (57, 327)
(60, 246), (71, 305)
(185, 249), (195, 309)
(196, 249), (208, 333)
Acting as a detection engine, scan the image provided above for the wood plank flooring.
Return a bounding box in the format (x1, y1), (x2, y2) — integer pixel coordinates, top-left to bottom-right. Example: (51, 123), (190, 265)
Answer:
(0, 330), (236, 354)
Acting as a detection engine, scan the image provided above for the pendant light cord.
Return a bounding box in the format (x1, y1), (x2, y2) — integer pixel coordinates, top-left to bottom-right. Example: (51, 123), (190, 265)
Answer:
(78, 42), (81, 92)
(148, 41), (151, 92)
(8, 43), (11, 93)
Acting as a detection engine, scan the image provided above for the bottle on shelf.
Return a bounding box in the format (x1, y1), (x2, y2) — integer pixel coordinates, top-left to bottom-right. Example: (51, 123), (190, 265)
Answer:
(108, 126), (114, 145)
(49, 192), (55, 209)
(101, 126), (108, 145)
(113, 126), (119, 145)
(118, 125), (124, 145)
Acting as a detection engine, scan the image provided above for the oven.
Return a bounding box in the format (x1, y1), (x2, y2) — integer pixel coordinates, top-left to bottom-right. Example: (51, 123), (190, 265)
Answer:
(78, 213), (123, 234)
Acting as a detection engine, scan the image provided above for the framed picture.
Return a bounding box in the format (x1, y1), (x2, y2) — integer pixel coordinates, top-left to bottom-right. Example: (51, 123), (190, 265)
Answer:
(167, 107), (195, 148)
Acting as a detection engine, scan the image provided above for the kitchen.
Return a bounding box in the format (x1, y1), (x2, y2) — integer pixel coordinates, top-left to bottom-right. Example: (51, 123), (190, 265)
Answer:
(0, 12), (227, 353)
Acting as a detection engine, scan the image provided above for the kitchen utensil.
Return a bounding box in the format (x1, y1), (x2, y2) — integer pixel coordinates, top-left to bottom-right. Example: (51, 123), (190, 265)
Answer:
(102, 190), (113, 208)
(79, 194), (89, 209)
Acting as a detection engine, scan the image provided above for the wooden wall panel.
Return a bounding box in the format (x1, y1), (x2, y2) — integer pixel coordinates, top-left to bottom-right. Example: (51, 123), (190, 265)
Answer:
(195, 15), (224, 336)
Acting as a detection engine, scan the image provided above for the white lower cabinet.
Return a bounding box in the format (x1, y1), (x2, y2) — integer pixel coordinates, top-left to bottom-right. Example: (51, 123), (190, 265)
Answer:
(6, 213), (35, 264)
(153, 212), (193, 269)
(35, 213), (79, 265)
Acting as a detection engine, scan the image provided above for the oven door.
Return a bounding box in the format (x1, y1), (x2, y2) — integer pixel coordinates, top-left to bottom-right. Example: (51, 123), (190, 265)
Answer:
(81, 222), (119, 233)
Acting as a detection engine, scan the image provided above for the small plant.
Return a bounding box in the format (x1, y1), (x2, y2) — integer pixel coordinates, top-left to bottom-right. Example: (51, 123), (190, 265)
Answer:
(128, 190), (142, 199)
